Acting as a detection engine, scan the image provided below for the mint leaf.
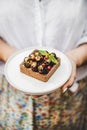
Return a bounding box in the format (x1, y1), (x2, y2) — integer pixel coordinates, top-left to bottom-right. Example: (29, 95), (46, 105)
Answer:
(38, 50), (49, 56)
(38, 50), (58, 64)
(49, 55), (58, 64)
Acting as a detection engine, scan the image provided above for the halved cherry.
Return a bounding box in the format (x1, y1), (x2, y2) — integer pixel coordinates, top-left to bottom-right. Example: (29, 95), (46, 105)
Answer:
(24, 62), (30, 68)
(35, 51), (39, 56)
(35, 56), (41, 61)
(42, 63), (46, 67)
(31, 62), (37, 68)
(47, 66), (51, 71)
(24, 57), (29, 62)
(29, 54), (35, 60)
(44, 55), (48, 60)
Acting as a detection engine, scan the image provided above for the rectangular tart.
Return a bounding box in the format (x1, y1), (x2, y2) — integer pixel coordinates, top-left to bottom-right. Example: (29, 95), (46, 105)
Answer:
(20, 50), (60, 82)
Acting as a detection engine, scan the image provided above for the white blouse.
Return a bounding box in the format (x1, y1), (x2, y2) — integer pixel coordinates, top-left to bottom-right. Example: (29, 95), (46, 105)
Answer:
(0, 0), (87, 80)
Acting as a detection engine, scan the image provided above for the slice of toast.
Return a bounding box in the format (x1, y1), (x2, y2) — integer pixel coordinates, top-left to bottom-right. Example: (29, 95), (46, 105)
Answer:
(20, 49), (60, 82)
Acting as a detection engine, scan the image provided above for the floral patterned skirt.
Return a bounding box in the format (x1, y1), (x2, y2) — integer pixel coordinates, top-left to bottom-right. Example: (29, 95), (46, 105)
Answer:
(0, 75), (87, 130)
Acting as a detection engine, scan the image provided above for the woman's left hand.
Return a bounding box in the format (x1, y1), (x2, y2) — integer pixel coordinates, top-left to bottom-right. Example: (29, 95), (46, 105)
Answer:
(62, 44), (87, 93)
(61, 54), (77, 93)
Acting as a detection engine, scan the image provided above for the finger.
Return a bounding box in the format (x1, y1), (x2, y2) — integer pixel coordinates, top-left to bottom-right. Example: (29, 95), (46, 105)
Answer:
(62, 71), (76, 93)
(62, 76), (76, 92)
(32, 95), (42, 98)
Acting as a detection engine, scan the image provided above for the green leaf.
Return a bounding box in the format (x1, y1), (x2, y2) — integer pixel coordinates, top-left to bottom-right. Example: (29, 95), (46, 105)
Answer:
(38, 50), (58, 64)
(38, 50), (49, 56)
(49, 55), (58, 64)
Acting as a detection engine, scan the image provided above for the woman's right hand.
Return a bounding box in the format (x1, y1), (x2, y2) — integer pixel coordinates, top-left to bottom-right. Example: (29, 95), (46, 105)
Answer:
(0, 39), (17, 62)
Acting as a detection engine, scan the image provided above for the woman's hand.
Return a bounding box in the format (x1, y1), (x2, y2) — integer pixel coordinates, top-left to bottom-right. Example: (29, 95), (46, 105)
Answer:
(2, 46), (17, 62)
(0, 39), (17, 62)
(61, 43), (87, 93)
(61, 54), (77, 93)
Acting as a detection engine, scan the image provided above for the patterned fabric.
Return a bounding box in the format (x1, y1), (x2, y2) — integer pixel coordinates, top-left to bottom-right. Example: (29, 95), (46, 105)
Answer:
(0, 75), (33, 130)
(0, 75), (87, 130)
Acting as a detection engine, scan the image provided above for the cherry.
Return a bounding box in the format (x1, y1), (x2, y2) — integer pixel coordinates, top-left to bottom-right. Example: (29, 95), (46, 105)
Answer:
(47, 66), (51, 71)
(42, 63), (46, 67)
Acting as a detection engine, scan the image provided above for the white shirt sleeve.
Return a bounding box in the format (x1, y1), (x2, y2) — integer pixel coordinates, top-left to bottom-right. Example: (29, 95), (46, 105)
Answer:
(76, 22), (87, 46)
(75, 21), (87, 81)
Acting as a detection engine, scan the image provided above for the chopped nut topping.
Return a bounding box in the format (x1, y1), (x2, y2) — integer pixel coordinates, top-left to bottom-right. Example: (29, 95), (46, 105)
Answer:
(23, 49), (58, 74)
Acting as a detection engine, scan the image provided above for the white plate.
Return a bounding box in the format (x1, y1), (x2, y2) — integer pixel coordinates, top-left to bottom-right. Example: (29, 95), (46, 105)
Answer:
(4, 47), (72, 95)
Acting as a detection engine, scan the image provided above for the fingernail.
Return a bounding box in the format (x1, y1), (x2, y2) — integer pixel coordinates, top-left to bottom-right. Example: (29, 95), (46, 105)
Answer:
(63, 87), (68, 93)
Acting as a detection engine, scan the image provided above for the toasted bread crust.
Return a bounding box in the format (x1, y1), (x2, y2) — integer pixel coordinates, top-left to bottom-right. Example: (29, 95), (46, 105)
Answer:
(20, 59), (60, 82)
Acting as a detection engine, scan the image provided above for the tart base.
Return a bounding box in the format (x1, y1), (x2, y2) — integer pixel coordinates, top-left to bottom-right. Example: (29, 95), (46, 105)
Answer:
(20, 60), (60, 82)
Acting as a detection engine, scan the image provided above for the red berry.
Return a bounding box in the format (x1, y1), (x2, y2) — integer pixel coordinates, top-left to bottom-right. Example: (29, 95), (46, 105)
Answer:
(44, 56), (48, 60)
(47, 66), (51, 70)
(42, 63), (46, 67)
